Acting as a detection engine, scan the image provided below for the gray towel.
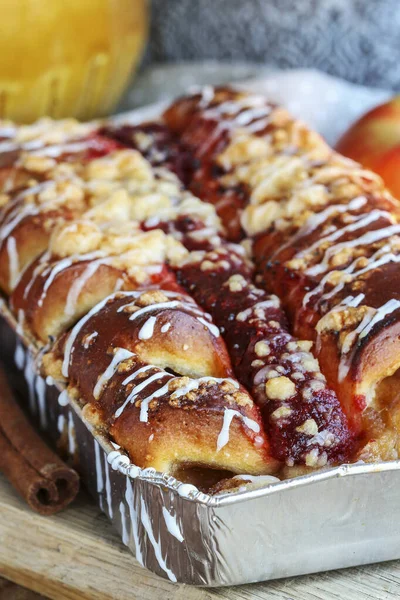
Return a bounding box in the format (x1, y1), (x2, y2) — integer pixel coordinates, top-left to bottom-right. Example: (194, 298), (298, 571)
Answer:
(145, 0), (400, 90)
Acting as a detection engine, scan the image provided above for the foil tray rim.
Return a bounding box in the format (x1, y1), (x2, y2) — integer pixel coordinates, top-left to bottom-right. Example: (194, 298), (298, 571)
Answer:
(2, 300), (399, 509)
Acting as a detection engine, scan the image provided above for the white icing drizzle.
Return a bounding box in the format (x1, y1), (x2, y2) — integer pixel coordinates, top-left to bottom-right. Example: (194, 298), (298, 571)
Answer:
(338, 299), (400, 382)
(160, 322), (171, 333)
(23, 257), (46, 300)
(128, 300), (181, 321)
(116, 291), (189, 311)
(316, 293), (366, 345)
(133, 380), (172, 422)
(303, 245), (400, 309)
(144, 264), (164, 275)
(122, 365), (154, 386)
(120, 297), (208, 332)
(162, 507), (184, 542)
(0, 140), (16, 152)
(38, 252), (104, 308)
(246, 116), (274, 133)
(236, 298), (280, 321)
(121, 375), (241, 425)
(125, 478), (144, 565)
(116, 371), (167, 420)
(170, 376), (239, 400)
(35, 376), (47, 428)
(342, 294), (365, 307)
(30, 140), (89, 158)
(37, 258), (73, 307)
(58, 389), (69, 406)
(197, 94), (272, 156)
(276, 196), (367, 257)
(188, 226), (220, 241)
(93, 348), (134, 400)
(199, 84), (215, 107)
(137, 374), (168, 421)
(307, 224), (400, 276)
(0, 203), (39, 242)
(138, 316), (157, 340)
(359, 299), (400, 340)
(83, 331), (98, 349)
(0, 124), (16, 137)
(235, 106), (271, 127)
(140, 496), (177, 582)
(7, 236), (19, 289)
(128, 464), (141, 479)
(104, 454), (113, 518)
(119, 501), (129, 546)
(62, 293), (118, 377)
(196, 316), (220, 337)
(296, 208), (392, 262)
(113, 277), (124, 292)
(64, 260), (104, 317)
(68, 411), (76, 455)
(217, 408), (260, 452)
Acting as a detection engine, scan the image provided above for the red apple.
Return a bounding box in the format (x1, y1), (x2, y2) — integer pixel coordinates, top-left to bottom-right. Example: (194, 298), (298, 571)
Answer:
(336, 96), (400, 198)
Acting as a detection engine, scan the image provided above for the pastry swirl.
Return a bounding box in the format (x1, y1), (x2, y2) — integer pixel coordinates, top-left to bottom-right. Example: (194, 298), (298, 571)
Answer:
(44, 289), (275, 478)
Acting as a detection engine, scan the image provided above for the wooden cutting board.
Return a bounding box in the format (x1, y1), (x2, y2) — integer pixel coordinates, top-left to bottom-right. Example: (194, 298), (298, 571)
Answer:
(0, 474), (400, 600)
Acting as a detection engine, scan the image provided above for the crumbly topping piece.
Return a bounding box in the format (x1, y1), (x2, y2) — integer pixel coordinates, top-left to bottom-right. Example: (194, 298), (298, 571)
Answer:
(216, 130), (272, 170)
(13, 118), (93, 145)
(316, 305), (372, 337)
(212, 120), (387, 238)
(225, 274), (247, 292)
(49, 221), (104, 257)
(48, 220), (188, 268)
(36, 178), (86, 209)
(265, 376), (296, 401)
(254, 341), (270, 357)
(86, 149), (154, 182)
(296, 418), (319, 436)
(136, 290), (170, 307)
(20, 154), (57, 174)
(271, 405), (293, 419)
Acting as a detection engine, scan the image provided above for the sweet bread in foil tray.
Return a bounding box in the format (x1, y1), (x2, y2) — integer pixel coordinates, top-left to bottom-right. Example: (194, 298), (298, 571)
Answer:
(1, 86), (399, 493)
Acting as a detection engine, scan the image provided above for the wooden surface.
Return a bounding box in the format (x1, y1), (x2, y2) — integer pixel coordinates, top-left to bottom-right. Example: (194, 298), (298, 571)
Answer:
(1, 475), (400, 600)
(0, 577), (43, 600)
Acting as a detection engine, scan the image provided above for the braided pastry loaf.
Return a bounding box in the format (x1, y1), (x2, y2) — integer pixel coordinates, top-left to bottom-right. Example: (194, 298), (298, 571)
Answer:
(5, 87), (391, 491)
(162, 86), (400, 463)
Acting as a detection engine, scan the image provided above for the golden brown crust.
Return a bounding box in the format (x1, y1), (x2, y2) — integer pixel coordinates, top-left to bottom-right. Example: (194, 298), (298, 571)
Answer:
(47, 290), (277, 476)
(10, 226), (185, 342)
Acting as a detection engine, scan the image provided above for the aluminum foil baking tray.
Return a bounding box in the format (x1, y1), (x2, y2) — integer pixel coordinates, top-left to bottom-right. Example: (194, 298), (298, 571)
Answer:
(1, 302), (400, 587)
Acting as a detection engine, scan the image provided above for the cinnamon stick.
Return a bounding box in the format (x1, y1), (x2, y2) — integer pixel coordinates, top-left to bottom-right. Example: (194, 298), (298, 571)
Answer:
(0, 367), (79, 515)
